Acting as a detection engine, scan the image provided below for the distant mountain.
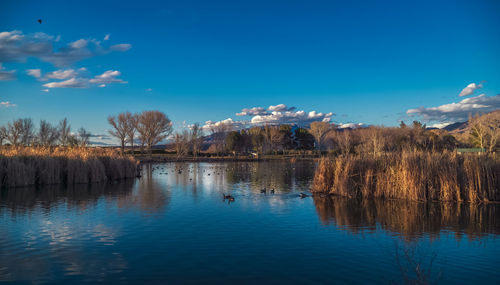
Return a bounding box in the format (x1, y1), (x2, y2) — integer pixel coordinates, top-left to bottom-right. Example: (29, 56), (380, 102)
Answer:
(443, 121), (467, 132)
(443, 110), (500, 134)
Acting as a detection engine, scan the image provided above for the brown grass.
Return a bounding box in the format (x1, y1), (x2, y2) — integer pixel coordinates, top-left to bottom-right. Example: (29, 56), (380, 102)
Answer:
(0, 146), (138, 188)
(312, 151), (500, 202)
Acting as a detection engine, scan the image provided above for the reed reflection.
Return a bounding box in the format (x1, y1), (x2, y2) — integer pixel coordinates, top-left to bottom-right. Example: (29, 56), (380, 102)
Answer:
(116, 163), (171, 214)
(313, 196), (500, 240)
(1, 166), (171, 216)
(0, 180), (135, 216)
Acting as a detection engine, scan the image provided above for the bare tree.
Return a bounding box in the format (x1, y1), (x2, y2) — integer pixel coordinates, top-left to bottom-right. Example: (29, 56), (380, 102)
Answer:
(468, 112), (500, 152)
(38, 120), (60, 146)
(58, 118), (71, 146)
(249, 127), (264, 154)
(108, 112), (132, 154)
(7, 119), (24, 146)
(0, 126), (7, 146)
(469, 114), (487, 150)
(263, 125), (282, 154)
(209, 122), (232, 156)
(19, 118), (35, 146)
(126, 113), (139, 154)
(190, 123), (203, 158)
(309, 121), (332, 151)
(136, 110), (173, 156)
(173, 131), (189, 158)
(336, 130), (353, 155)
(77, 127), (91, 147)
(486, 125), (500, 153)
(357, 127), (386, 157)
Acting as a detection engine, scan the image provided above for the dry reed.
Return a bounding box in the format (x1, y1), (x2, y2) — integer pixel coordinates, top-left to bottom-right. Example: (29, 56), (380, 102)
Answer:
(312, 151), (500, 202)
(0, 146), (138, 188)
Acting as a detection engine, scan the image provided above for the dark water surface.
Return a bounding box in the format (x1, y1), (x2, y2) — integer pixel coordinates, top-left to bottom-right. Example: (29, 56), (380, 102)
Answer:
(1, 161), (499, 284)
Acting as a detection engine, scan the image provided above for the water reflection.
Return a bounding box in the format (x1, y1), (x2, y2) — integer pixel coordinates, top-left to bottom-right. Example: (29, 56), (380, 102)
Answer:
(116, 164), (171, 214)
(313, 196), (500, 240)
(0, 161), (499, 284)
(0, 180), (134, 216)
(157, 161), (316, 195)
(0, 173), (172, 216)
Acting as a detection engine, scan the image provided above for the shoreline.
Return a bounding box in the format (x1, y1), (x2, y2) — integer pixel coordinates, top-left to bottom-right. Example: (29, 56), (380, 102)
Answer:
(136, 156), (320, 163)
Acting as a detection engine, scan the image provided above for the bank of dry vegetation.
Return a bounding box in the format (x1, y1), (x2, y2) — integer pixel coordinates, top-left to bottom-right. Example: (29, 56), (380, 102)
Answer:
(0, 147), (138, 188)
(312, 151), (500, 202)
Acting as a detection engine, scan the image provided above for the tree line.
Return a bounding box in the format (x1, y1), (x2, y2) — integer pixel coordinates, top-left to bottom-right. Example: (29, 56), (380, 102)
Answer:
(0, 118), (90, 147)
(2, 109), (497, 157)
(211, 115), (499, 157)
(0, 110), (174, 156)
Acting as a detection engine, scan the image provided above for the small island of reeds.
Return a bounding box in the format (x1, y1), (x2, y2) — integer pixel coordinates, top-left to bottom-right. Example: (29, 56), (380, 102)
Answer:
(0, 147), (138, 188)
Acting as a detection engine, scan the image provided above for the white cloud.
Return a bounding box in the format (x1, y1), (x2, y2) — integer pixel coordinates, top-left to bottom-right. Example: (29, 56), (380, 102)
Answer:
(146, 88), (152, 92)
(250, 110), (333, 125)
(430, 122), (452, 129)
(45, 68), (78, 79)
(236, 107), (266, 116)
(0, 63), (15, 80)
(26, 68), (41, 78)
(203, 118), (247, 130)
(268, 104), (296, 112)
(0, 30), (132, 67)
(69, 39), (88, 49)
(459, 82), (483, 97)
(42, 89), (49, 92)
(40, 69), (126, 89)
(43, 77), (87, 88)
(204, 104), (335, 129)
(337, 123), (365, 129)
(110, 44), (131, 51)
(0, 101), (16, 108)
(89, 70), (127, 85)
(407, 94), (500, 122)
(104, 34), (110, 41)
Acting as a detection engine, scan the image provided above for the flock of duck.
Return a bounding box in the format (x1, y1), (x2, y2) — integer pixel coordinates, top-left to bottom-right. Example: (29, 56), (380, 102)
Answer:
(143, 164), (311, 203)
(222, 188), (309, 203)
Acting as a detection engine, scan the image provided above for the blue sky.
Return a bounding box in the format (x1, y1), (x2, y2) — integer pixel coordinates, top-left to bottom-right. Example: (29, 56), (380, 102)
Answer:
(1, 0), (499, 138)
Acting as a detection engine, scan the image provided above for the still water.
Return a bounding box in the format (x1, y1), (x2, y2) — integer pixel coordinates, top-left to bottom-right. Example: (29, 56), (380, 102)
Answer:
(1, 161), (499, 284)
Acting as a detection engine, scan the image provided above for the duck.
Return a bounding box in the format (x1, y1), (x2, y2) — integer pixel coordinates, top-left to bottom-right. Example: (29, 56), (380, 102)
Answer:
(299, 193), (308, 198)
(260, 187), (267, 193)
(270, 189), (275, 194)
(222, 193), (234, 200)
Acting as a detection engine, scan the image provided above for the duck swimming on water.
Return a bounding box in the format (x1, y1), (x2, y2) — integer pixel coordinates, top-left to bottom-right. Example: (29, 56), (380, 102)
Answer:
(222, 194), (235, 201)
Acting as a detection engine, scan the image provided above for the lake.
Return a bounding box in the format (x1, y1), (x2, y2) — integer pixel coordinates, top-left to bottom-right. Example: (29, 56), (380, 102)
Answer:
(1, 161), (499, 284)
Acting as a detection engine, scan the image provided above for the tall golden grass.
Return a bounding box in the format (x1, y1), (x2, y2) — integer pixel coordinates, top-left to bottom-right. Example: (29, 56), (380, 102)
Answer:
(312, 151), (500, 202)
(0, 146), (138, 188)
